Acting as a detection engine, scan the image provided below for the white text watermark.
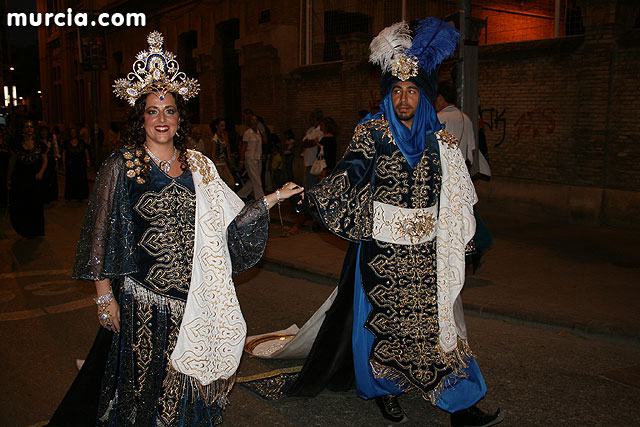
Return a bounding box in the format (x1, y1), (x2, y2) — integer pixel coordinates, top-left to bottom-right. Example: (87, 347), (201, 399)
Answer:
(6, 8), (146, 27)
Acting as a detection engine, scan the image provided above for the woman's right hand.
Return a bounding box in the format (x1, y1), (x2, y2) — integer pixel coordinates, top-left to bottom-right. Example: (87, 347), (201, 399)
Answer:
(98, 299), (121, 333)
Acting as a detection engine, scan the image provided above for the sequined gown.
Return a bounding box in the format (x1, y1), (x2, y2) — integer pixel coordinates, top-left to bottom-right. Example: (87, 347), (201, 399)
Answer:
(9, 141), (47, 237)
(289, 118), (479, 404)
(54, 148), (269, 426)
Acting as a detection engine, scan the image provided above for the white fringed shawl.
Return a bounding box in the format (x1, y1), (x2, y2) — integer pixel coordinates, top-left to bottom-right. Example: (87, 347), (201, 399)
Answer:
(435, 130), (478, 353)
(170, 150), (246, 387)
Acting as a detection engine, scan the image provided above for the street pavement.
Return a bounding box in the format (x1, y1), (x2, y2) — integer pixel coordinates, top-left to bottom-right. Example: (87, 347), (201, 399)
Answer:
(0, 194), (639, 426)
(263, 202), (640, 342)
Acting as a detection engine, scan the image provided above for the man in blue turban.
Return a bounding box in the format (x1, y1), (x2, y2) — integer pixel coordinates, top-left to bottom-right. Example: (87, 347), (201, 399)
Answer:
(288, 19), (504, 427)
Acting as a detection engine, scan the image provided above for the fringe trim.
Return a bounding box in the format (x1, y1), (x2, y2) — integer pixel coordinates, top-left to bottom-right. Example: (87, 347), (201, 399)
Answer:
(124, 276), (186, 316)
(427, 338), (474, 405)
(163, 364), (236, 407)
(370, 361), (412, 392)
(370, 338), (474, 404)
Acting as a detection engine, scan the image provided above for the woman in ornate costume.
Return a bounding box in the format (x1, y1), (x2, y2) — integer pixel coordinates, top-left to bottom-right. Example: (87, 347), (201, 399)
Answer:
(8, 120), (47, 237)
(210, 118), (235, 187)
(62, 126), (91, 201)
(48, 32), (302, 427)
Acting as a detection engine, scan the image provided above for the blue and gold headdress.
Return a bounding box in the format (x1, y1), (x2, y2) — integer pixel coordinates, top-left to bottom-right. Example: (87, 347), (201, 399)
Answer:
(113, 31), (200, 106)
(369, 18), (459, 99)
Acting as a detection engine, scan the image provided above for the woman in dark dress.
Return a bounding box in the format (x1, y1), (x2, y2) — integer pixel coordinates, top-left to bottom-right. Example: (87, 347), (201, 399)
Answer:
(39, 124), (59, 203)
(62, 127), (90, 200)
(47, 31), (304, 427)
(0, 124), (9, 207)
(8, 120), (48, 237)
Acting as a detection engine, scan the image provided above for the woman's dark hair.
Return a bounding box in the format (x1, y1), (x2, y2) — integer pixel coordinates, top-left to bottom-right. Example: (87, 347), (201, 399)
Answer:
(321, 117), (337, 135)
(121, 92), (192, 178)
(283, 129), (295, 140)
(65, 125), (78, 141)
(38, 125), (50, 140)
(209, 118), (225, 134)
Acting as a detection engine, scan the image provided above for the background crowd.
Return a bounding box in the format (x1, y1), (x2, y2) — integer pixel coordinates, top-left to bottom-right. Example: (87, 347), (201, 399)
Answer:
(0, 107), (341, 239)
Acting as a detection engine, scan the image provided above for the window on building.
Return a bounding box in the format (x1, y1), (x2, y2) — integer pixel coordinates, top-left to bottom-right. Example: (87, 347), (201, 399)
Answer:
(178, 30), (199, 123)
(323, 10), (371, 62)
(259, 10), (271, 24)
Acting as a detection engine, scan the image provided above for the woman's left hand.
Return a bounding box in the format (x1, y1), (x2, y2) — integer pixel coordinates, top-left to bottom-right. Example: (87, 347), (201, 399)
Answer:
(276, 182), (304, 200)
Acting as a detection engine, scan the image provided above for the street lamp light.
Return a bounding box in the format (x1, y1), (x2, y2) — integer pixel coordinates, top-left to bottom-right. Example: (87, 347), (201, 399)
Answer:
(9, 67), (14, 71)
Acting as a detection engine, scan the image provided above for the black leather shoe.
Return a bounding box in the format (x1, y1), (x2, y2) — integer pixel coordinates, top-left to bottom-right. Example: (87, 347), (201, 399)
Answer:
(375, 395), (408, 423)
(451, 405), (504, 427)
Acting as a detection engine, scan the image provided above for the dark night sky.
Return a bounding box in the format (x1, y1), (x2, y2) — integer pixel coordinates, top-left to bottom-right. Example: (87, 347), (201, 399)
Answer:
(6, 0), (40, 99)
(7, 0), (38, 48)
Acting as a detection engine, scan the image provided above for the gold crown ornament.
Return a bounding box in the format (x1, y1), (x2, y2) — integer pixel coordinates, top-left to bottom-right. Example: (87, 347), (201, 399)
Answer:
(113, 31), (200, 106)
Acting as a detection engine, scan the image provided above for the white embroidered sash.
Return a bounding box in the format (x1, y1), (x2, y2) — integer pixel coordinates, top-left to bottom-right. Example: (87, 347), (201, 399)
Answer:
(435, 130), (477, 352)
(372, 201), (438, 245)
(170, 150), (246, 385)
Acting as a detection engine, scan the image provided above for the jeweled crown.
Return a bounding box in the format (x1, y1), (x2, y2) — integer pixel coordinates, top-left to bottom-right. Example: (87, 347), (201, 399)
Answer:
(113, 31), (200, 106)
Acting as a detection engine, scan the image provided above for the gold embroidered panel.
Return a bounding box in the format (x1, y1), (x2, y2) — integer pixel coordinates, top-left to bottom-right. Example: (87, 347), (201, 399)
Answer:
(366, 239), (450, 392)
(134, 180), (196, 295)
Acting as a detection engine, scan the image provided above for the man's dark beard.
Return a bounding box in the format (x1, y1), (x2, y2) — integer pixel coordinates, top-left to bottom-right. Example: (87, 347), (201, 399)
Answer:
(395, 109), (415, 122)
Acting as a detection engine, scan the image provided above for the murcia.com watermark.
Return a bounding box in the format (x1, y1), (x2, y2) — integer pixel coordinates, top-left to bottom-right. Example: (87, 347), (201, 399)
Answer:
(6, 8), (146, 27)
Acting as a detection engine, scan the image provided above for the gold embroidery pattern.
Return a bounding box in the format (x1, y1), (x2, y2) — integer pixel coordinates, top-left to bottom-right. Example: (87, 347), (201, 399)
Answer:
(372, 202), (437, 245)
(158, 306), (183, 425)
(310, 171), (373, 241)
(412, 145), (441, 209)
(393, 210), (436, 244)
(123, 149), (151, 184)
(186, 150), (214, 185)
(367, 240), (448, 393)
(134, 181), (196, 295)
(349, 123), (377, 159)
(437, 129), (459, 149)
(134, 301), (153, 396)
(374, 150), (410, 207)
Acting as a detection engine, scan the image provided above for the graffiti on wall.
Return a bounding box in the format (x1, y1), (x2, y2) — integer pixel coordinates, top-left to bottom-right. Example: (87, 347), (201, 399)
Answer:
(513, 108), (556, 142)
(480, 107), (507, 147)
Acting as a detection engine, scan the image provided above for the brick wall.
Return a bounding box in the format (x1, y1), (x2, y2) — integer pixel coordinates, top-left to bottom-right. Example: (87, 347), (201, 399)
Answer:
(478, 4), (639, 194)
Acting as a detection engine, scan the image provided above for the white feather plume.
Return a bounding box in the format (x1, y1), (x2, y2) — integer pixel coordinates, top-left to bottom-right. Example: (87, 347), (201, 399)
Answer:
(369, 22), (412, 73)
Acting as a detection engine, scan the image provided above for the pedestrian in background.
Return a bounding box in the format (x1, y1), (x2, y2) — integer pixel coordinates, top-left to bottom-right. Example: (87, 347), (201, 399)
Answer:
(38, 124), (59, 203)
(210, 117), (235, 187)
(435, 83), (493, 273)
(283, 129), (296, 182)
(62, 126), (90, 201)
(238, 114), (264, 200)
(106, 121), (121, 155)
(270, 141), (285, 189)
(8, 120), (47, 237)
(318, 117), (338, 177)
(0, 124), (10, 207)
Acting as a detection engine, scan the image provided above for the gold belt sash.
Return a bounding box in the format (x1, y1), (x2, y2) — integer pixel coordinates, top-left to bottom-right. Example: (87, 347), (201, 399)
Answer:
(372, 201), (438, 245)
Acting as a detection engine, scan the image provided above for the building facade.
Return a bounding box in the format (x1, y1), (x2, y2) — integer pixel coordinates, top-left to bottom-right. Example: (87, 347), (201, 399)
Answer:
(36, 0), (640, 227)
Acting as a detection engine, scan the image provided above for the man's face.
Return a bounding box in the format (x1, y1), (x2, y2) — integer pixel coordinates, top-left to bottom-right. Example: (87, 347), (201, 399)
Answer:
(391, 82), (419, 127)
(249, 115), (258, 130)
